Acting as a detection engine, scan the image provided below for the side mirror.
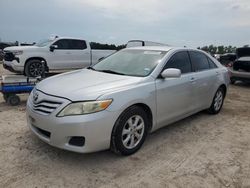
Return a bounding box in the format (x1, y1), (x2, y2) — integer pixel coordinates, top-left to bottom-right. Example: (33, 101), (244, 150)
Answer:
(161, 68), (181, 79)
(50, 45), (58, 52)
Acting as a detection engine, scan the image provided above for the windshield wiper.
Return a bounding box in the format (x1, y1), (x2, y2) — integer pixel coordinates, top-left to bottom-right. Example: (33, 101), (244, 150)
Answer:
(98, 69), (125, 75)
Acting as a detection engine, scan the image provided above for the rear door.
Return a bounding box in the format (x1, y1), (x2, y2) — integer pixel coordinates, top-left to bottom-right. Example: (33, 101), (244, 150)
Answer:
(155, 50), (194, 128)
(48, 39), (90, 70)
(69, 39), (91, 68)
(188, 51), (218, 109)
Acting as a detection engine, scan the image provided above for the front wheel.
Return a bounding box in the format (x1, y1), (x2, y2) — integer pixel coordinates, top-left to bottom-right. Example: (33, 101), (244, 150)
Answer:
(111, 106), (149, 155)
(207, 87), (225, 114)
(24, 59), (45, 77)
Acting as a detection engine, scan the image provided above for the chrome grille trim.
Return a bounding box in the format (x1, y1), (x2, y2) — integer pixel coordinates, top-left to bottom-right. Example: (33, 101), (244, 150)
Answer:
(32, 100), (62, 115)
(30, 90), (65, 115)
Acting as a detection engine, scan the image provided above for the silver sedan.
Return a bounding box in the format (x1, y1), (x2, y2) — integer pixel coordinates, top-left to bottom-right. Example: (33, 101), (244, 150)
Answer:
(26, 46), (230, 155)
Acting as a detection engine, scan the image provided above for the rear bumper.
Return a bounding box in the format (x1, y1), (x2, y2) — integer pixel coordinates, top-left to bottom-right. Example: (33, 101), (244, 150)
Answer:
(228, 68), (250, 82)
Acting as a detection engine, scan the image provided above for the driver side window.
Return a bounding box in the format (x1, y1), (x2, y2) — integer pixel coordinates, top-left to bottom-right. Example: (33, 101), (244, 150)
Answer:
(164, 51), (192, 74)
(53, 39), (71, 50)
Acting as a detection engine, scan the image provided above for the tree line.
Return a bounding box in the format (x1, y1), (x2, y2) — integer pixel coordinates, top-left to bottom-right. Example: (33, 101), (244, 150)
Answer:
(91, 43), (250, 54)
(90, 42), (126, 50)
(198, 45), (249, 54)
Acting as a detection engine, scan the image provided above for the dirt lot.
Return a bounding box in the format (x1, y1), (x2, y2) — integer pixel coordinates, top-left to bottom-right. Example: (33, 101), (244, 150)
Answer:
(0, 66), (250, 188)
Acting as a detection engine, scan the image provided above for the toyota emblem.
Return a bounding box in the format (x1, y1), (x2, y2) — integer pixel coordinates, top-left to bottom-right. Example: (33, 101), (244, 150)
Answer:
(33, 91), (39, 103)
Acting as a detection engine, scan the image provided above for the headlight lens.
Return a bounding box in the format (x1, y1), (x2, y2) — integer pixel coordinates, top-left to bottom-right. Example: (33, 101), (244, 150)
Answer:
(12, 50), (23, 55)
(57, 99), (112, 117)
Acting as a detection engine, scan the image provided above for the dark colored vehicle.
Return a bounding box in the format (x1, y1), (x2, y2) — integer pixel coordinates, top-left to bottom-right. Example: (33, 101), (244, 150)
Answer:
(233, 47), (250, 72)
(229, 47), (250, 84)
(0, 42), (15, 61)
(0, 50), (3, 61)
(219, 53), (236, 67)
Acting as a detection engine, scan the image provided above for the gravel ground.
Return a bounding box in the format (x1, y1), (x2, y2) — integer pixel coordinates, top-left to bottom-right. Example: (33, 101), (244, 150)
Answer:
(0, 66), (250, 188)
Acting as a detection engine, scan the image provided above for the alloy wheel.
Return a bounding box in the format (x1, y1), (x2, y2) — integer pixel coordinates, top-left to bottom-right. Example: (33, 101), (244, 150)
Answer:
(214, 90), (223, 111)
(121, 115), (145, 149)
(29, 62), (44, 77)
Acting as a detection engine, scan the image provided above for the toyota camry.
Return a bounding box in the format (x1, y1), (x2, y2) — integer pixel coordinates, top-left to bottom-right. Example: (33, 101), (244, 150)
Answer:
(27, 46), (230, 155)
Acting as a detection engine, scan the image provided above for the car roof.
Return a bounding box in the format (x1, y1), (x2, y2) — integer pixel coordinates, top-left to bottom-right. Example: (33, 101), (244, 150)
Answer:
(126, 46), (198, 52)
(126, 46), (173, 51)
(55, 37), (86, 41)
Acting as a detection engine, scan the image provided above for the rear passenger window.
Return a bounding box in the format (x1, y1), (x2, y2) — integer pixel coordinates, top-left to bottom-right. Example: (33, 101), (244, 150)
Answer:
(164, 51), (192, 74)
(207, 57), (218, 69)
(70, 40), (87, 50)
(189, 51), (209, 71)
(53, 39), (87, 50)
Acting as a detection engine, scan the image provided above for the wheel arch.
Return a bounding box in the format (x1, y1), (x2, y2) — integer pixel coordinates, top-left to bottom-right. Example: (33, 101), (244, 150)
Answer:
(24, 57), (49, 72)
(114, 103), (153, 133)
(110, 103), (154, 154)
(219, 84), (227, 97)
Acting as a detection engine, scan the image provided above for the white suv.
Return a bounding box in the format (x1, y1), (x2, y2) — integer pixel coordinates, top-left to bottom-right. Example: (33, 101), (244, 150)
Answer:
(3, 37), (115, 77)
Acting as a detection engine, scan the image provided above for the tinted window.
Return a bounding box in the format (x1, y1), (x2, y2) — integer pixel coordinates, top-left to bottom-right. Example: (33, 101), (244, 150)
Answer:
(164, 51), (192, 74)
(70, 40), (87, 50)
(207, 57), (218, 69)
(53, 39), (87, 50)
(53, 39), (71, 49)
(189, 51), (209, 71)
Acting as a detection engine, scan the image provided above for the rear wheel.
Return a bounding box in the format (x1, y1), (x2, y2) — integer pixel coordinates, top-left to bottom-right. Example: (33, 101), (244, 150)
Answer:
(24, 59), (45, 77)
(111, 106), (149, 155)
(230, 79), (236, 84)
(207, 87), (225, 114)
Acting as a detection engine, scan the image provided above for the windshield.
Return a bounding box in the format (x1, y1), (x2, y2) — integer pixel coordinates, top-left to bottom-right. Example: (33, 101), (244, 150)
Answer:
(93, 49), (167, 77)
(35, 39), (54, 47)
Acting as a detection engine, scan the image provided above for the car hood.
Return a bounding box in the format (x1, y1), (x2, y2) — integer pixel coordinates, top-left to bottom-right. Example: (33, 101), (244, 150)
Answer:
(36, 69), (143, 101)
(4, 46), (39, 51)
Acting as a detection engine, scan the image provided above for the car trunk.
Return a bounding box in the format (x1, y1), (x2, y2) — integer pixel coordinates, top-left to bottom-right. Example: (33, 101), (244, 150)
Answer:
(233, 48), (250, 72)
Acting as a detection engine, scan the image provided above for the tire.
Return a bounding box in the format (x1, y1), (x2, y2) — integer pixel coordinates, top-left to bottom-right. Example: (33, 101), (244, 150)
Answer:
(24, 59), (45, 77)
(7, 94), (21, 106)
(207, 87), (225, 114)
(230, 79), (236, 84)
(111, 106), (149, 156)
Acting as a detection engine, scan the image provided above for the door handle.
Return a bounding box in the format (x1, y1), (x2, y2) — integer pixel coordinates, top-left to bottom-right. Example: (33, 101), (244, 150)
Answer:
(65, 52), (71, 55)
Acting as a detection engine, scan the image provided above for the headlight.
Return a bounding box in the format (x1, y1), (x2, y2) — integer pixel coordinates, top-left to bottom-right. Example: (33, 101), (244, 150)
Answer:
(12, 50), (23, 55)
(57, 99), (113, 117)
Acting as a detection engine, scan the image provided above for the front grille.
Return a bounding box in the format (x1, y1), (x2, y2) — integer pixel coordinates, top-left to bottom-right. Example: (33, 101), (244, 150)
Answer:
(4, 51), (15, 61)
(33, 100), (62, 115)
(32, 124), (51, 139)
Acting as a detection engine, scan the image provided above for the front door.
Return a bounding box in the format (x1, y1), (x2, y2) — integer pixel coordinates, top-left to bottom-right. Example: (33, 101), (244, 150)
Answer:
(155, 51), (194, 128)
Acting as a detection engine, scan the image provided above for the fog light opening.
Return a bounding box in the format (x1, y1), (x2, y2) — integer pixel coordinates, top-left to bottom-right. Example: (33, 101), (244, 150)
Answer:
(68, 136), (85, 147)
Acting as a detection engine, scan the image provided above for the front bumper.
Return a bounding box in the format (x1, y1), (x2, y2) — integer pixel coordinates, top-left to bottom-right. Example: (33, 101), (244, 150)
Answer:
(26, 104), (119, 153)
(3, 60), (23, 73)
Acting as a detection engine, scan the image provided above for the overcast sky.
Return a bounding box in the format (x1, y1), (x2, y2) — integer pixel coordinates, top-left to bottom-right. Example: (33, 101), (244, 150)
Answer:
(0, 0), (249, 47)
